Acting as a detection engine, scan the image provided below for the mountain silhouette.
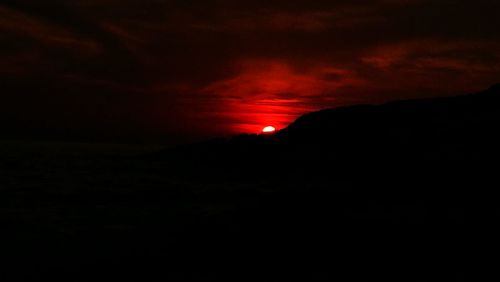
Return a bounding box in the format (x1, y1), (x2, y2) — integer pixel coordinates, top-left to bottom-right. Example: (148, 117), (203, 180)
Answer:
(281, 83), (500, 147)
(5, 85), (500, 282)
(139, 85), (500, 281)
(161, 83), (500, 177)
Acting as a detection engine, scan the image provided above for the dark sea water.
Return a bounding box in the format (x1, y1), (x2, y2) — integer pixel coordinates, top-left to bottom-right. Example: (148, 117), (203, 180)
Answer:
(0, 140), (466, 282)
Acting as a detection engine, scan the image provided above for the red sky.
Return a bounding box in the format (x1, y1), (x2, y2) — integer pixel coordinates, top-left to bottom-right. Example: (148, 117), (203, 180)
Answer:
(1, 0), (500, 144)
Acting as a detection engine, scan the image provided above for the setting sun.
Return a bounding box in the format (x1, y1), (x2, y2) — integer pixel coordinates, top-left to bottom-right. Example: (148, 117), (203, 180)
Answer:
(262, 126), (276, 133)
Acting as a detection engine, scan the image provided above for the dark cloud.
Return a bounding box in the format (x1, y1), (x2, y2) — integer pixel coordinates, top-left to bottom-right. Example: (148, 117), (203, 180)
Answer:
(1, 0), (499, 143)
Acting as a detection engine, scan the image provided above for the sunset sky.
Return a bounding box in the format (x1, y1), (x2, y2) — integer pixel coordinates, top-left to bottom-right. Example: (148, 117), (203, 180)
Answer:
(1, 0), (500, 144)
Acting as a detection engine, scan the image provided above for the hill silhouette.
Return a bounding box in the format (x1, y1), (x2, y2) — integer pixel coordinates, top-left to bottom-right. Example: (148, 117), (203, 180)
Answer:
(150, 84), (500, 280)
(129, 84), (500, 281)
(4, 85), (500, 281)
(161, 83), (500, 178)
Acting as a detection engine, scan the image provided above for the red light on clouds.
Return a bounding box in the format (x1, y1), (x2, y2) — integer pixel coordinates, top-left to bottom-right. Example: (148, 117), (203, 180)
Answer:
(199, 60), (360, 135)
(220, 98), (313, 134)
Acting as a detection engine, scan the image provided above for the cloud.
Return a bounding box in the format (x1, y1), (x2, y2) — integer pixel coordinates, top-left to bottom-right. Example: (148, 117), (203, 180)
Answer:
(202, 60), (361, 99)
(1, 0), (500, 141)
(0, 6), (101, 54)
(362, 39), (500, 72)
(353, 39), (500, 100)
(182, 8), (384, 33)
(187, 59), (364, 133)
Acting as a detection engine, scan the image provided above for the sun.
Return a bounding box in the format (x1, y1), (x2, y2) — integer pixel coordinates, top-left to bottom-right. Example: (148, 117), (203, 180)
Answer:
(262, 126), (276, 133)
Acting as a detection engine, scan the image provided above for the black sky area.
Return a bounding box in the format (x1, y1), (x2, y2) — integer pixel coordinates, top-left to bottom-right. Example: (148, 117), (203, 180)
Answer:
(1, 0), (500, 144)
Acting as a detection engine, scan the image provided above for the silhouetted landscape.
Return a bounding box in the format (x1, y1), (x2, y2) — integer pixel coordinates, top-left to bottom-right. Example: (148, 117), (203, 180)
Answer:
(4, 0), (500, 280)
(4, 84), (500, 281)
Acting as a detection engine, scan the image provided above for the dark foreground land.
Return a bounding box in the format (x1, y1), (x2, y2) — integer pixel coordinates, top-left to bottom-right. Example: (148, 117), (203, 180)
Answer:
(3, 85), (500, 281)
